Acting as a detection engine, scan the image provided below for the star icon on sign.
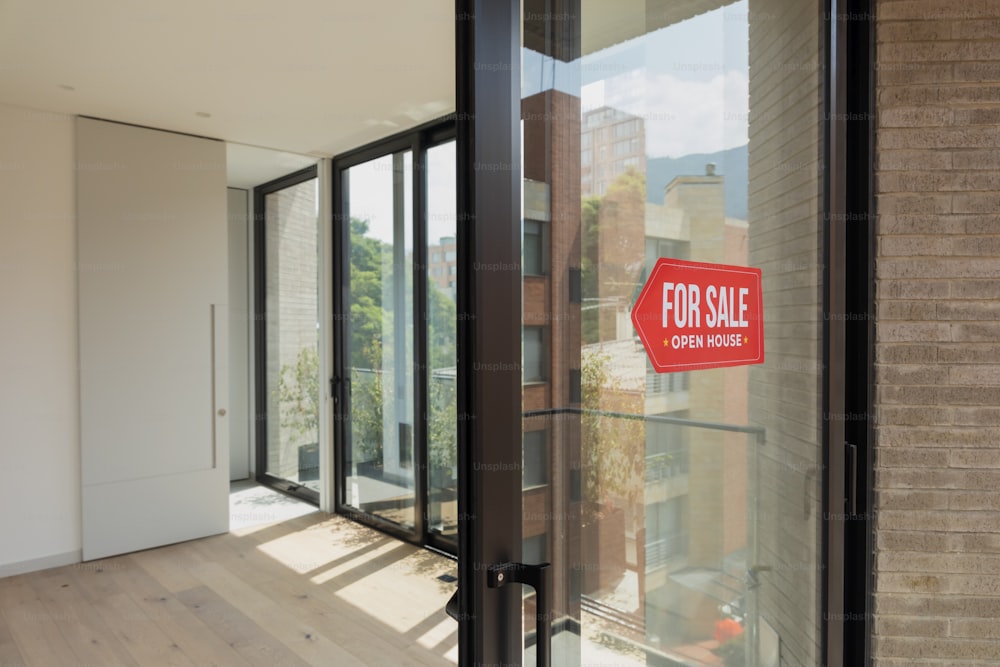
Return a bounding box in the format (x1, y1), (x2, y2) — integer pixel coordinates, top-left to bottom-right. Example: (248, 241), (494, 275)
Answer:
(743, 336), (749, 344)
(663, 338), (670, 348)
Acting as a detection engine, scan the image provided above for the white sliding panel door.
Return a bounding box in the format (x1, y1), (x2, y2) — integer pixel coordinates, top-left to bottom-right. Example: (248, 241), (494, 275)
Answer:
(78, 117), (229, 560)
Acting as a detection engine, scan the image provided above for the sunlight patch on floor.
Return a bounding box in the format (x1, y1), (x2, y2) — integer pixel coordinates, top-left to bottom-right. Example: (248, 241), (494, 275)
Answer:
(229, 480), (318, 533)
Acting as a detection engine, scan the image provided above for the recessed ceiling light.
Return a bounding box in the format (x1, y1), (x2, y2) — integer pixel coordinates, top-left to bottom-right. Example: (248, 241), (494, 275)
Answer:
(195, 111), (212, 118)
(58, 84), (75, 91)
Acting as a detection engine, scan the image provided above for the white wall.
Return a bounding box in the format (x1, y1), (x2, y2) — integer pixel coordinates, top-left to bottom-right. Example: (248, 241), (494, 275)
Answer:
(0, 103), (81, 575)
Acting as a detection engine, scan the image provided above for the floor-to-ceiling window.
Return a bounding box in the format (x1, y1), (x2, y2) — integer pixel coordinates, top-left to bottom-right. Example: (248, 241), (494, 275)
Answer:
(255, 167), (321, 504)
(333, 122), (458, 551)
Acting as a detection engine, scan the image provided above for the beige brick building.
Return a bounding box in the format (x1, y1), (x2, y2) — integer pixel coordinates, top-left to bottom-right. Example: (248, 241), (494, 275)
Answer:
(875, 1), (1000, 663)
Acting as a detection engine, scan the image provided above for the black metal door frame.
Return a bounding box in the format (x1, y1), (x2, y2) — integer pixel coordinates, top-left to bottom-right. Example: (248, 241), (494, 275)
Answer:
(254, 164), (321, 505)
(330, 120), (457, 550)
(454, 0), (524, 663)
(453, 0), (876, 663)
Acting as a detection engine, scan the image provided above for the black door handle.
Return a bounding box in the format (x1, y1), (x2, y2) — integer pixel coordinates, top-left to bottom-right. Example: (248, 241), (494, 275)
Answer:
(445, 589), (461, 621)
(488, 562), (551, 667)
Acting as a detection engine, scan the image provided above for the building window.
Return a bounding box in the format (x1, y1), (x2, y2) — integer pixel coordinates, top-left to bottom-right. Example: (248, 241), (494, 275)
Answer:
(645, 496), (689, 569)
(523, 429), (548, 488)
(522, 532), (548, 564)
(524, 219), (546, 276)
(614, 119), (638, 138)
(523, 326), (547, 383)
(645, 411), (691, 481)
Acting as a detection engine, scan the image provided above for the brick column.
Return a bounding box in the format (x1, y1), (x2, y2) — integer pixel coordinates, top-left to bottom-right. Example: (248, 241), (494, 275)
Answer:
(875, 1), (1000, 663)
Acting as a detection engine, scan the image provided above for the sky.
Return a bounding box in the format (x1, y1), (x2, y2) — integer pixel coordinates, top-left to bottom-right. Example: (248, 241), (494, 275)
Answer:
(524, 0), (750, 158)
(344, 142), (454, 249)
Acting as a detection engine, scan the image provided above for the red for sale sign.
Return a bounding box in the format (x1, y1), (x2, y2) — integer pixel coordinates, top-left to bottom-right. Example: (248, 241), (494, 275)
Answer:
(631, 258), (764, 373)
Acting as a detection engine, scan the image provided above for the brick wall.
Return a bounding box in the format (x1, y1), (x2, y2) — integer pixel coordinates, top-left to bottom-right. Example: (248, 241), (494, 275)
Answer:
(875, 1), (1000, 663)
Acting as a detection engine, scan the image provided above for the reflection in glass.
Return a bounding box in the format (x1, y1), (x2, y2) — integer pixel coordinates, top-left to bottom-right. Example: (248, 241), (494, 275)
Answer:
(264, 177), (319, 493)
(521, 0), (823, 664)
(343, 152), (415, 528)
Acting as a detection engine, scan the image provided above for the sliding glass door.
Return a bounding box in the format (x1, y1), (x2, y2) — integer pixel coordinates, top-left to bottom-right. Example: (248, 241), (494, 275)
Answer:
(340, 150), (418, 530)
(334, 126), (457, 550)
(255, 167), (320, 503)
(450, 0), (863, 664)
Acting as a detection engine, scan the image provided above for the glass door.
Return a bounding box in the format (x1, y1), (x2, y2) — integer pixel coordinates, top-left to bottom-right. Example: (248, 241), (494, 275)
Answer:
(515, 1), (827, 665)
(338, 149), (418, 533)
(333, 128), (458, 549)
(255, 167), (320, 503)
(453, 0), (837, 664)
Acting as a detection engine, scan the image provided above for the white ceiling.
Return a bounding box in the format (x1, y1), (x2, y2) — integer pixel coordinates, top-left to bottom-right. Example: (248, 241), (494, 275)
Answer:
(225, 143), (317, 190)
(0, 0), (455, 171)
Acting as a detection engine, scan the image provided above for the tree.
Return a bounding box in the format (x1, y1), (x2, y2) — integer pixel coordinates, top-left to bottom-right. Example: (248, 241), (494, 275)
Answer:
(349, 217), (387, 370)
(581, 348), (644, 518)
(580, 167), (646, 344)
(347, 216), (459, 471)
(277, 345), (320, 447)
(581, 195), (602, 344)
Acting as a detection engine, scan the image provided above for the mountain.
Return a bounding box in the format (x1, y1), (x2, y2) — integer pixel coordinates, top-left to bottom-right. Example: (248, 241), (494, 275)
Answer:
(645, 144), (748, 220)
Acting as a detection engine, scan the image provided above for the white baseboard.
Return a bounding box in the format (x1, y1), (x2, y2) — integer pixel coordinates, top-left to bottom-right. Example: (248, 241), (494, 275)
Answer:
(0, 550), (82, 578)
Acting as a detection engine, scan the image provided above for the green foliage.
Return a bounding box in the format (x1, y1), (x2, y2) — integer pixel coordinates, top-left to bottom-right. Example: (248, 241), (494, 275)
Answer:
(349, 217), (387, 370)
(607, 165), (645, 200)
(581, 195), (601, 345)
(426, 271), (458, 476)
(351, 361), (384, 464)
(277, 346), (320, 446)
(347, 216), (458, 470)
(581, 350), (643, 516)
(428, 376), (457, 473)
(580, 168), (647, 345)
(427, 282), (458, 371)
(270, 216), (459, 475)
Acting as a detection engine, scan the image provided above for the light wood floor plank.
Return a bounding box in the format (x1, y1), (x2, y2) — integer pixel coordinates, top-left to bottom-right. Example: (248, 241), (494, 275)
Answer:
(127, 541), (209, 594)
(196, 537), (450, 666)
(64, 556), (131, 603)
(76, 590), (197, 667)
(0, 575), (83, 666)
(30, 569), (139, 667)
(0, 587), (28, 667)
(186, 560), (361, 666)
(175, 585), (309, 667)
(116, 555), (254, 667)
(191, 515), (458, 664)
(0, 500), (459, 666)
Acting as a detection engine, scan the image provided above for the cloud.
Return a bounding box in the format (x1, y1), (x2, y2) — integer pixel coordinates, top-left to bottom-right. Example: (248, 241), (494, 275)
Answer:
(584, 68), (749, 158)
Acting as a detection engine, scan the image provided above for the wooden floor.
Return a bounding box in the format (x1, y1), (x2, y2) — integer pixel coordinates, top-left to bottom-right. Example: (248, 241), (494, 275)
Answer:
(0, 511), (459, 666)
